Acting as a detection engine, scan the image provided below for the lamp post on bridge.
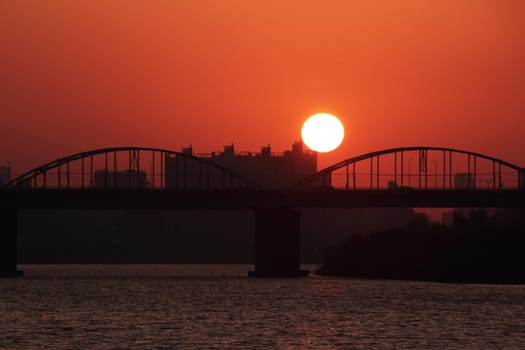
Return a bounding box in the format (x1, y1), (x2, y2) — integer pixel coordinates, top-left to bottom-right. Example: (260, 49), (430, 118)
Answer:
(408, 158), (412, 188)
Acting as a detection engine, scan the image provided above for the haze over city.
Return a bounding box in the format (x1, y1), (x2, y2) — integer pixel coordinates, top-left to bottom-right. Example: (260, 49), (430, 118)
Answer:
(2, 0), (525, 173)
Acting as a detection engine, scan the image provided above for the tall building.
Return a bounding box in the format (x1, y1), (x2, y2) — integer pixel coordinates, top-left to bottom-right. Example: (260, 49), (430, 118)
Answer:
(165, 141), (318, 189)
(454, 173), (475, 189)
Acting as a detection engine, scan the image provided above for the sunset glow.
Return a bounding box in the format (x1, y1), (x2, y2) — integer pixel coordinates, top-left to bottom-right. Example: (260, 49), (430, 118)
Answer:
(1, 2), (525, 345)
(1, 1), (525, 171)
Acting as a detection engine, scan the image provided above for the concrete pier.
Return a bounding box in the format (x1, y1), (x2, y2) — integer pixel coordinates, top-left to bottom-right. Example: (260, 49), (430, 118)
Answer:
(251, 207), (306, 277)
(0, 209), (23, 277)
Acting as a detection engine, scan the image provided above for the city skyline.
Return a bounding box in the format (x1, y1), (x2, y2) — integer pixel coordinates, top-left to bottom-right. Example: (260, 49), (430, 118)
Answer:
(2, 1), (525, 173)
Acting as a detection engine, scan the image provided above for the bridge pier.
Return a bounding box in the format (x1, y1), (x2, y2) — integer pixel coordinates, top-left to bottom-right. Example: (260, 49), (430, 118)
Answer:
(250, 207), (306, 278)
(0, 209), (23, 277)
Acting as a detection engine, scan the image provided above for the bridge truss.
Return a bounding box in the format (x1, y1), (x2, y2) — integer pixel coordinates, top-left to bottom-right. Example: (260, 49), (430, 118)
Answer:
(3, 147), (261, 190)
(295, 147), (525, 190)
(3, 146), (524, 192)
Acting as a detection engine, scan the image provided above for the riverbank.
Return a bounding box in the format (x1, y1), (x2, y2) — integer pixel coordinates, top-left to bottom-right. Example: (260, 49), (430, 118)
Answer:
(318, 209), (525, 284)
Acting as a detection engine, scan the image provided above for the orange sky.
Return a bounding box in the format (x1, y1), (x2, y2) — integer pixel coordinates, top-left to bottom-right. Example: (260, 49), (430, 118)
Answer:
(1, 0), (525, 174)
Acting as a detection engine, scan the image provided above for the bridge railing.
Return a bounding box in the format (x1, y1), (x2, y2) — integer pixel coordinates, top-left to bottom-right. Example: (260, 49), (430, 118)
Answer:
(4, 146), (524, 192)
(295, 147), (525, 191)
(3, 147), (262, 190)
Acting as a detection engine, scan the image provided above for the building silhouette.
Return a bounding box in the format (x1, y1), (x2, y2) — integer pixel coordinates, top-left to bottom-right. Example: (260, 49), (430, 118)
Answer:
(454, 173), (475, 190)
(164, 141), (317, 189)
(442, 172), (484, 226)
(0, 166), (10, 187)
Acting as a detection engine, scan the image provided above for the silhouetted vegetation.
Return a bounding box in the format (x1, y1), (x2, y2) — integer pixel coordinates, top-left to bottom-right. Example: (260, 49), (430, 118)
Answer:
(318, 209), (525, 283)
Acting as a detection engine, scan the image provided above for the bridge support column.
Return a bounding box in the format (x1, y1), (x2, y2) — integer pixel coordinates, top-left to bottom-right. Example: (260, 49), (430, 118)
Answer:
(0, 209), (23, 277)
(250, 207), (306, 278)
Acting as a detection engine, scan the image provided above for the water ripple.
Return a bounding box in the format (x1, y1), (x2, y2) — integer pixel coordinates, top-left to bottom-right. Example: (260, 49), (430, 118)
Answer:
(1, 265), (524, 349)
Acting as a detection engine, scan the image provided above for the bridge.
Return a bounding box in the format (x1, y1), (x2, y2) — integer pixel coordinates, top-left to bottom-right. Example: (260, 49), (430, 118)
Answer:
(1, 146), (525, 277)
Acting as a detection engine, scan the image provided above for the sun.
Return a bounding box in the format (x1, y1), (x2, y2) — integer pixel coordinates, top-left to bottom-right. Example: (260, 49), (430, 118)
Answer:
(301, 113), (345, 153)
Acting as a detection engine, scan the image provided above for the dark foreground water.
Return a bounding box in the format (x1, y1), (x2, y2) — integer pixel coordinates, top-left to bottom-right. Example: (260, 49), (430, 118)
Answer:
(1, 265), (524, 349)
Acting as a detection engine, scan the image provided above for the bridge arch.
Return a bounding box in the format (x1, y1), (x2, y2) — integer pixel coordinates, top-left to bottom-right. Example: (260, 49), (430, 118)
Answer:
(4, 147), (262, 190)
(294, 146), (525, 190)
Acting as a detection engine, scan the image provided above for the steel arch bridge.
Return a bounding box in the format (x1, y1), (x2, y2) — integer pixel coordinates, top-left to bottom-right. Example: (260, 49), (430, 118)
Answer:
(3, 147), (262, 190)
(294, 146), (525, 190)
(3, 145), (524, 192)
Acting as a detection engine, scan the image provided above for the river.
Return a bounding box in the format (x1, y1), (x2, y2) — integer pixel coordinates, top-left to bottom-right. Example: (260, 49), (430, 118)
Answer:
(1, 265), (524, 349)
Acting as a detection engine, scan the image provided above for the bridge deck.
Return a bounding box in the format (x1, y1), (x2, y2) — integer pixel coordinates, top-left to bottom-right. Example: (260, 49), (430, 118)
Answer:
(1, 189), (524, 209)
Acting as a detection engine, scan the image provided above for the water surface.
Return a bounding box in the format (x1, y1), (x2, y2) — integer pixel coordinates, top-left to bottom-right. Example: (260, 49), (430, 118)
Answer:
(1, 265), (524, 349)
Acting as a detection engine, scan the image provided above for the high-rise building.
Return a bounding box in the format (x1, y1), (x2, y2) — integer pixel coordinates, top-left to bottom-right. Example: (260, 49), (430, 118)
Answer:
(165, 141), (318, 189)
(454, 173), (475, 189)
